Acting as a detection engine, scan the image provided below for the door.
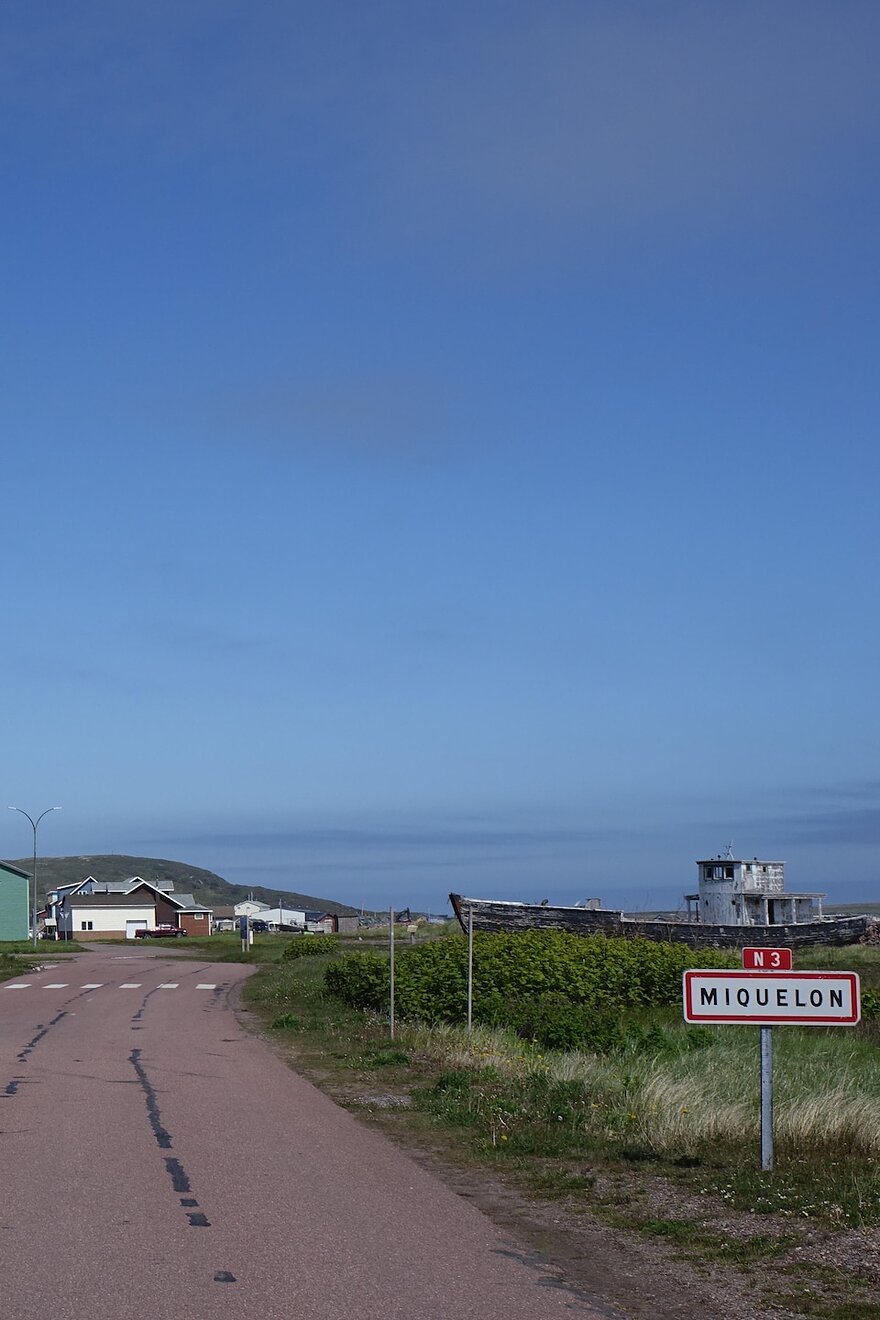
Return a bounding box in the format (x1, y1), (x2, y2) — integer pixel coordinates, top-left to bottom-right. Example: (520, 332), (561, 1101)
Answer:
(126, 920), (147, 940)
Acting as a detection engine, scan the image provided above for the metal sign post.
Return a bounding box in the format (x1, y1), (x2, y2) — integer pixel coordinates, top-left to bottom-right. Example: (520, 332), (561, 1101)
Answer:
(683, 952), (860, 1173)
(760, 1026), (773, 1171)
(466, 904), (473, 1033)
(389, 906), (395, 1040)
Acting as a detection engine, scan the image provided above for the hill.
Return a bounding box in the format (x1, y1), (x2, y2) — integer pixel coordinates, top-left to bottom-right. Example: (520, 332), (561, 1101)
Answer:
(6, 855), (359, 916)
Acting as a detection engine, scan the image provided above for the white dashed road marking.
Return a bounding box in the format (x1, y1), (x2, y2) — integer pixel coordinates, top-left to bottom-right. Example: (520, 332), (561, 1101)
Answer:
(3, 981), (220, 992)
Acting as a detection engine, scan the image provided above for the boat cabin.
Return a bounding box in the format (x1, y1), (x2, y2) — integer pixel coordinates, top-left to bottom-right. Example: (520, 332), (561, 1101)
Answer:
(685, 857), (825, 927)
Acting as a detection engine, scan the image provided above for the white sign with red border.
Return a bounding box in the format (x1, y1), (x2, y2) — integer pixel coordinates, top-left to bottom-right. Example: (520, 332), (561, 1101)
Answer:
(682, 970), (860, 1025)
(741, 946), (792, 971)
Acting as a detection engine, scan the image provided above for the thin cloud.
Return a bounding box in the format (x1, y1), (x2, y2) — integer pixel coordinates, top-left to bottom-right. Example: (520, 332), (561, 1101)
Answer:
(386, 2), (880, 240)
(774, 806), (880, 848)
(186, 371), (453, 462)
(164, 823), (618, 853)
(3, 3), (878, 251)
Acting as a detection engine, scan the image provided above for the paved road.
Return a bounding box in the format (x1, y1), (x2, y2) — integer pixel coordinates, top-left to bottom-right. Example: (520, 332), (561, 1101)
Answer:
(0, 947), (606, 1319)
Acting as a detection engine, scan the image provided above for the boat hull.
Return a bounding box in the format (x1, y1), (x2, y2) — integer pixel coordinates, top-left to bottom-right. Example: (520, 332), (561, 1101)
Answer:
(449, 894), (871, 950)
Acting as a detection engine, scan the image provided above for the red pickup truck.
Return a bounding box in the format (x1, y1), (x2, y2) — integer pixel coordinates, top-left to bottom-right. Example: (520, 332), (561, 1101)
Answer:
(134, 925), (187, 939)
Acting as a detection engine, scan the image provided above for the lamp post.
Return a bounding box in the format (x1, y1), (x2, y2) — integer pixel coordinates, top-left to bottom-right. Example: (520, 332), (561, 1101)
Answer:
(8, 806), (61, 948)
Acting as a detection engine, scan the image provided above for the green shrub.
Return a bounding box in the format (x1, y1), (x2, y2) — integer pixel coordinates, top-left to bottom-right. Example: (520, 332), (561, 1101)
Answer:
(324, 951), (389, 1008)
(281, 934), (339, 960)
(324, 930), (738, 1027)
(506, 994), (623, 1052)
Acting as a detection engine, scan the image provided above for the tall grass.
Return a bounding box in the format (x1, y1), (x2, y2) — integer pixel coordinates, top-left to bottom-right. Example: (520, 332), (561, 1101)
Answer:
(405, 1016), (880, 1158)
(245, 947), (880, 1226)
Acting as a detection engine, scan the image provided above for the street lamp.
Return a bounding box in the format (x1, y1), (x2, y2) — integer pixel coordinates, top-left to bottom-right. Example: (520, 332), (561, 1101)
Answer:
(8, 806), (61, 948)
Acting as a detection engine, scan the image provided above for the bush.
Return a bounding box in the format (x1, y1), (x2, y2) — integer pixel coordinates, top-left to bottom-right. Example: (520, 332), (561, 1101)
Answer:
(281, 934), (339, 960)
(324, 952), (389, 1008)
(324, 930), (738, 1027)
(506, 994), (623, 1052)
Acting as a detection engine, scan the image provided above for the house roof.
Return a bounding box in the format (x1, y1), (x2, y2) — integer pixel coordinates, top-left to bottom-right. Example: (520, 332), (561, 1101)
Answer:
(55, 875), (176, 899)
(0, 861), (31, 880)
(69, 894), (158, 909)
(68, 880), (178, 908)
(174, 892), (212, 913)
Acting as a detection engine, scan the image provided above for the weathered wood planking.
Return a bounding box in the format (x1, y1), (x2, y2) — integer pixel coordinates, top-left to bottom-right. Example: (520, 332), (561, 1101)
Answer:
(449, 895), (871, 950)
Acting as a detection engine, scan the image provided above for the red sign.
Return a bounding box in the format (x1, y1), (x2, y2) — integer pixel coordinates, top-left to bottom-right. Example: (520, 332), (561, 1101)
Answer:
(741, 947), (792, 971)
(683, 970), (860, 1025)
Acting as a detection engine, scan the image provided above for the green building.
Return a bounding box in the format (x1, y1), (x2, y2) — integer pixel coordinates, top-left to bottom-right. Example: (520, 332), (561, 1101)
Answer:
(0, 862), (31, 941)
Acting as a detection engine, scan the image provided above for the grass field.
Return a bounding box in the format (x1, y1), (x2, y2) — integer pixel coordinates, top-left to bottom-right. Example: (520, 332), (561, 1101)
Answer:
(236, 937), (880, 1316)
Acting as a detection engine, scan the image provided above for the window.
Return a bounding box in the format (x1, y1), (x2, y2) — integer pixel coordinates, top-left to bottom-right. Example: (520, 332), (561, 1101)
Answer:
(193, 913), (205, 920)
(80, 921), (93, 931)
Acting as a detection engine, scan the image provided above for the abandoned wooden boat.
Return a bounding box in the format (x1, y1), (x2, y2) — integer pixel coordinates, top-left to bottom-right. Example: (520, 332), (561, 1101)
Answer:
(450, 855), (872, 950)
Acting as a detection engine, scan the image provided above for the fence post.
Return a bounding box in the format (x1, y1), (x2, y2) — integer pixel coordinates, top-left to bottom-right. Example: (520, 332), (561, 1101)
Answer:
(467, 904), (473, 1033)
(389, 906), (395, 1040)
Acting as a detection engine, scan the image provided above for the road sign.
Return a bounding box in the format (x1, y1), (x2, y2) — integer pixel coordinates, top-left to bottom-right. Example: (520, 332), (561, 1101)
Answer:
(682, 970), (860, 1025)
(742, 947), (792, 971)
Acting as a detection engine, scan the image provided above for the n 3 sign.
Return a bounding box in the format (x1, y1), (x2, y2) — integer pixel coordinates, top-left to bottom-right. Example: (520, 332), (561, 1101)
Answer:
(742, 947), (792, 971)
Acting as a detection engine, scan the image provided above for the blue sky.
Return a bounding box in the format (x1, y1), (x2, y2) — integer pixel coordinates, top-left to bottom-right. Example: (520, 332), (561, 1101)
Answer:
(2, 2), (879, 912)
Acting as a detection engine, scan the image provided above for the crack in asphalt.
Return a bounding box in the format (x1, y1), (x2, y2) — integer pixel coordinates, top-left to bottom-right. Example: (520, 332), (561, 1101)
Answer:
(2, 984), (99, 1097)
(129, 1047), (212, 1229)
(17, 1009), (68, 1063)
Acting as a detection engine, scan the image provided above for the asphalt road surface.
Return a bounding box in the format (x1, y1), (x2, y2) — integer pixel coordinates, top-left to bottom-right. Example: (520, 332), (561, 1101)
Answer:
(0, 947), (607, 1320)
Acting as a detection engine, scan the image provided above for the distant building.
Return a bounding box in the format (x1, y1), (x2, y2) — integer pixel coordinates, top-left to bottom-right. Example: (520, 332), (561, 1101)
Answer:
(212, 905), (237, 931)
(255, 906), (306, 929)
(233, 899), (271, 918)
(49, 876), (213, 939)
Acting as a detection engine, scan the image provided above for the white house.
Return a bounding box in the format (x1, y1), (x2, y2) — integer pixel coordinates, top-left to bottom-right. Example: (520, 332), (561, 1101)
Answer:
(233, 899), (271, 918)
(52, 878), (213, 939)
(55, 880), (183, 940)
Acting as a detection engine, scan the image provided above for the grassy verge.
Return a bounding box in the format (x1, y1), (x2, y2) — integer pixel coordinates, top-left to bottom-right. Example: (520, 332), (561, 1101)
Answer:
(241, 944), (880, 1318)
(99, 933), (321, 961)
(0, 954), (26, 983)
(0, 940), (87, 955)
(0, 940), (88, 982)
